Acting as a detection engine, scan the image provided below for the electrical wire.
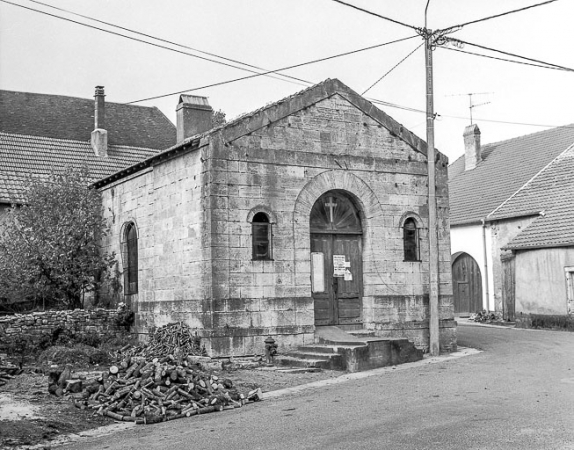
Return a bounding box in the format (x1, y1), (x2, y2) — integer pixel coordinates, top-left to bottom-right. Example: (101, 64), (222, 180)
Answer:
(446, 38), (574, 72)
(362, 42), (424, 95)
(23, 0), (312, 88)
(443, 0), (558, 31)
(440, 46), (573, 72)
(330, 0), (418, 30)
(127, 36), (418, 104)
(437, 113), (574, 129)
(0, 0), (312, 87)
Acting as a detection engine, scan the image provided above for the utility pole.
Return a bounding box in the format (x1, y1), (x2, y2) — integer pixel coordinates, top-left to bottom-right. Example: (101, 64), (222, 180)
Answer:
(420, 1), (442, 357)
(424, 30), (440, 357)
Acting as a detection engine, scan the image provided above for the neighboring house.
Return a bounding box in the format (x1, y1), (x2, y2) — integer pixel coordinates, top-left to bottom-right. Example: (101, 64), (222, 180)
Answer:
(0, 87), (176, 215)
(448, 123), (574, 317)
(94, 79), (457, 357)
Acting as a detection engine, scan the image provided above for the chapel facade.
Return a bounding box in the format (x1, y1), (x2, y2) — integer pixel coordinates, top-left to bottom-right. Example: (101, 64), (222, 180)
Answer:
(95, 79), (456, 356)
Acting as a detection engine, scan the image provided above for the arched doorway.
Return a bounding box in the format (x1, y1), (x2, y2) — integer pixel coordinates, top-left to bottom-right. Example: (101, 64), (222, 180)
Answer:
(452, 252), (483, 315)
(310, 191), (363, 326)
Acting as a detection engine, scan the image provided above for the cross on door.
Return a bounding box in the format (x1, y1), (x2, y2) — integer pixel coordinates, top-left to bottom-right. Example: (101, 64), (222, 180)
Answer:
(325, 197), (337, 223)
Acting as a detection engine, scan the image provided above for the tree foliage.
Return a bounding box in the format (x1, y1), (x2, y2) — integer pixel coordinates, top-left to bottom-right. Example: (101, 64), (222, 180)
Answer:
(0, 166), (116, 309)
(212, 109), (227, 127)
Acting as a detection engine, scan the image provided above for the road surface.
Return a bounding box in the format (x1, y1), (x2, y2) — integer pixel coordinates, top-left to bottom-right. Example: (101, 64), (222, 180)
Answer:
(60, 324), (574, 450)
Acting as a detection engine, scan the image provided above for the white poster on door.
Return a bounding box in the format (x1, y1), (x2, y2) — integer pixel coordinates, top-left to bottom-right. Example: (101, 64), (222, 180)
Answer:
(311, 252), (325, 292)
(333, 254), (346, 277)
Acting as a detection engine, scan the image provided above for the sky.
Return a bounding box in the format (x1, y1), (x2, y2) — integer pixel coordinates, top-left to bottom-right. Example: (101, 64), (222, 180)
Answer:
(1, 0), (573, 163)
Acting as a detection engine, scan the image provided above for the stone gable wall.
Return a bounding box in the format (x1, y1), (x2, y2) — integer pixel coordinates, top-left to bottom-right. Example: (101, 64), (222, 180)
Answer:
(0, 309), (123, 351)
(99, 91), (456, 356)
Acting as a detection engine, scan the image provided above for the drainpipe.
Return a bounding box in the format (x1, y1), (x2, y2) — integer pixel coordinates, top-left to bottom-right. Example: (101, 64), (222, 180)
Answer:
(481, 218), (490, 310)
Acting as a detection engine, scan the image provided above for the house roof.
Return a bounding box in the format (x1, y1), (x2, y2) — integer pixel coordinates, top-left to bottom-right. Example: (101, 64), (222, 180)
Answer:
(94, 78), (435, 189)
(0, 132), (160, 204)
(496, 145), (574, 250)
(448, 125), (574, 225)
(0, 90), (176, 149)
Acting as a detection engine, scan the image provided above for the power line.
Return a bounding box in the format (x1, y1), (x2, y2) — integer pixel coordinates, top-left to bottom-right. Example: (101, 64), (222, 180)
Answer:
(362, 42), (424, 95)
(1, 0), (312, 88)
(439, 113), (574, 129)
(440, 45), (574, 72)
(127, 36), (418, 104)
(330, 0), (418, 30)
(443, 0), (558, 31)
(24, 0), (312, 88)
(368, 98), (426, 114)
(445, 38), (574, 72)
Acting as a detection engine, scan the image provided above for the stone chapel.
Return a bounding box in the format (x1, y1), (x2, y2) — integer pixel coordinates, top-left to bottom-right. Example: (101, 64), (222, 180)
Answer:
(95, 79), (456, 357)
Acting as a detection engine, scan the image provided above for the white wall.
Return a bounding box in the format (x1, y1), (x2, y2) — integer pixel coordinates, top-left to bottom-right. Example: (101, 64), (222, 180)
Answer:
(450, 223), (495, 310)
(515, 247), (574, 315)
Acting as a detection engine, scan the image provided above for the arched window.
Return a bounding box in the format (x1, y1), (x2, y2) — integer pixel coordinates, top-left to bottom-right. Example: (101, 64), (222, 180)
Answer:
(122, 222), (138, 294)
(403, 218), (419, 261)
(252, 212), (272, 260)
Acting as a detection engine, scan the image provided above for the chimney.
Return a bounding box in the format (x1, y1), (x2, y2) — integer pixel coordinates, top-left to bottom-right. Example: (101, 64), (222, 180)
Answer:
(91, 86), (108, 157)
(176, 95), (213, 143)
(463, 124), (481, 170)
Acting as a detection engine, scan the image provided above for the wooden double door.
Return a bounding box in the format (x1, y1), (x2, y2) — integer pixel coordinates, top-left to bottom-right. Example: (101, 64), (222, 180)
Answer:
(311, 234), (363, 325)
(310, 191), (363, 326)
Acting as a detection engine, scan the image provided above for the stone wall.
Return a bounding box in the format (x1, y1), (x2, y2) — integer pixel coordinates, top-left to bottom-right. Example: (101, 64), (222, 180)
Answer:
(0, 309), (124, 351)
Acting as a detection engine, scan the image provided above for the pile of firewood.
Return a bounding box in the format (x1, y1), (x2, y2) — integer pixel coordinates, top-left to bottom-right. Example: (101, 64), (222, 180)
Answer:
(61, 354), (262, 425)
(0, 364), (22, 387)
(117, 322), (207, 360)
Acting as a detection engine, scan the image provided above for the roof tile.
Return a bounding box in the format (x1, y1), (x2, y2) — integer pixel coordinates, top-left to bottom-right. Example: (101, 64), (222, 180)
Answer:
(448, 125), (574, 225)
(0, 90), (176, 149)
(0, 132), (159, 204)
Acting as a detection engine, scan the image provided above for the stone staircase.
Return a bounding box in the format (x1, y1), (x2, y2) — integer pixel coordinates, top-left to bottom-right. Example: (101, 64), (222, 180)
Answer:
(275, 326), (423, 372)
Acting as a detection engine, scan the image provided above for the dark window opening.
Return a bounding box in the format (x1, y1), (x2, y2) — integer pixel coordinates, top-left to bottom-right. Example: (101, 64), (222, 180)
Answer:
(403, 218), (419, 262)
(123, 223), (138, 294)
(252, 212), (272, 260)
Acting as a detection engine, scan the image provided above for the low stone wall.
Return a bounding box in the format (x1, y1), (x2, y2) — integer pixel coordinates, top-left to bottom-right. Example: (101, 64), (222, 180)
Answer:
(0, 309), (124, 351)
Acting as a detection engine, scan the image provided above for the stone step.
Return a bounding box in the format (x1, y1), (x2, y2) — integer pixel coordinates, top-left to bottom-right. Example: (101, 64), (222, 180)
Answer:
(294, 344), (364, 354)
(273, 355), (335, 370)
(349, 329), (376, 339)
(315, 326), (367, 345)
(282, 350), (343, 361)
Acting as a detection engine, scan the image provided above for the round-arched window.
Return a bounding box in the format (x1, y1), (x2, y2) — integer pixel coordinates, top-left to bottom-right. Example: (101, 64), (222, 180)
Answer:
(252, 212), (272, 260)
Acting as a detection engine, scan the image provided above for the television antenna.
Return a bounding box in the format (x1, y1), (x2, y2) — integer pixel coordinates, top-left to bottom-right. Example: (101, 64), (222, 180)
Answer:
(445, 92), (493, 124)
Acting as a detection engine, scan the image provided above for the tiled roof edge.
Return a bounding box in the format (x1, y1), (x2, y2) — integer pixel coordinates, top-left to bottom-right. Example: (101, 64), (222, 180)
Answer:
(0, 131), (162, 152)
(92, 136), (205, 189)
(485, 211), (542, 223)
(0, 89), (165, 113)
(487, 142), (574, 220)
(505, 241), (574, 251)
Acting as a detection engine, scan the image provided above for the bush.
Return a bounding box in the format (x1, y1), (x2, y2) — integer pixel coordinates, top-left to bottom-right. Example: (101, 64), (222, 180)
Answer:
(115, 310), (135, 330)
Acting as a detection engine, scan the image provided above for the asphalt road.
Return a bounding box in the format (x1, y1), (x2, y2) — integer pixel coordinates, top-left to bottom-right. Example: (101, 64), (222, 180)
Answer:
(61, 324), (574, 450)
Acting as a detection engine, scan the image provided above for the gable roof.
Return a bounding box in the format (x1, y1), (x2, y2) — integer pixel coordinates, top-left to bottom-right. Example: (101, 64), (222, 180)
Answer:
(94, 78), (434, 189)
(0, 132), (160, 204)
(0, 89), (176, 205)
(448, 125), (574, 225)
(0, 90), (176, 149)
(495, 144), (574, 250)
